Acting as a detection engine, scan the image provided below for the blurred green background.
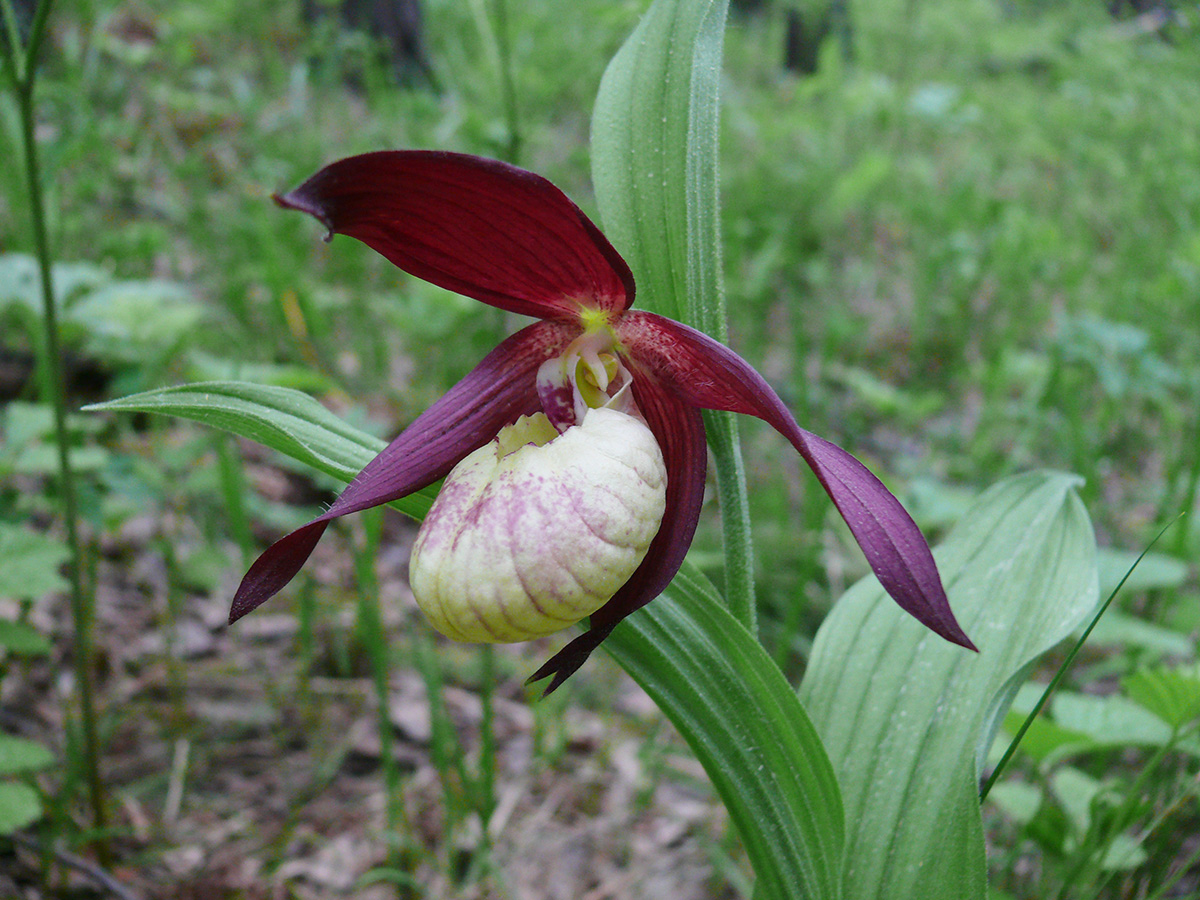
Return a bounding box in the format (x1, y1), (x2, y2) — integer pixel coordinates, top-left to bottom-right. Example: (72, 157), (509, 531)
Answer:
(2, 0), (1199, 896)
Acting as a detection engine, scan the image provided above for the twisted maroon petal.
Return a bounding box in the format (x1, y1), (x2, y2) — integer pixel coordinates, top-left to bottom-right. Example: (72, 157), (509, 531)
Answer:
(275, 151), (634, 320)
(230, 320), (577, 623)
(527, 374), (709, 694)
(618, 311), (976, 651)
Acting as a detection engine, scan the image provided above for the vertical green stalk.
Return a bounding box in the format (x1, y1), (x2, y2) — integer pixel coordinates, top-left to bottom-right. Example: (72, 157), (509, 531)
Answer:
(475, 644), (496, 833)
(592, 0), (756, 633)
(491, 0), (520, 166)
(158, 535), (188, 733)
(215, 436), (254, 567)
(352, 509), (413, 891)
(477, 0), (516, 853)
(1167, 372), (1200, 558)
(480, 0), (521, 351)
(296, 577), (317, 725)
(413, 632), (469, 867)
(706, 413), (757, 635)
(1, 0), (107, 852)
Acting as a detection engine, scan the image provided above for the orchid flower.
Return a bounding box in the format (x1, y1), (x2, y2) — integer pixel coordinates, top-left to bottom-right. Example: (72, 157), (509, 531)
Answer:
(232, 150), (974, 694)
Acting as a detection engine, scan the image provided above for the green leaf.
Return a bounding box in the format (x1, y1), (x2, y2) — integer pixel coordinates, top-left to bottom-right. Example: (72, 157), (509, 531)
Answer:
(0, 253), (107, 314)
(0, 735), (55, 775)
(0, 524), (69, 601)
(1122, 664), (1200, 731)
(0, 781), (43, 835)
(592, 0), (728, 334)
(67, 279), (202, 363)
(1045, 766), (1148, 870)
(89, 373), (836, 899)
(1087, 609), (1194, 659)
(986, 781), (1043, 827)
(1048, 765), (1100, 834)
(592, 0), (757, 631)
(998, 706), (1097, 764)
(606, 560), (843, 900)
(0, 619), (52, 656)
(1096, 547), (1188, 595)
(86, 382), (435, 520)
(800, 471), (1098, 900)
(1047, 691), (1174, 748)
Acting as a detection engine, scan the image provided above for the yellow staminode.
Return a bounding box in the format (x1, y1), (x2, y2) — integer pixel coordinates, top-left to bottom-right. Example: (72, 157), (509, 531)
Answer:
(494, 412), (560, 459)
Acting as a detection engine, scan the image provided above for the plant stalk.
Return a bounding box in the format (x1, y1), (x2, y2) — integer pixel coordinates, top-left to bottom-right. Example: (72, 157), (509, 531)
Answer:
(3, 0), (108, 854)
(980, 515), (1181, 801)
(705, 410), (757, 635)
(491, 0), (520, 166)
(353, 509), (413, 893)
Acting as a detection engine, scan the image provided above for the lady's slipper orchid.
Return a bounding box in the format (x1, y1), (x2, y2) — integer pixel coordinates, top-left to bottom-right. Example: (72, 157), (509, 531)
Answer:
(233, 150), (975, 694)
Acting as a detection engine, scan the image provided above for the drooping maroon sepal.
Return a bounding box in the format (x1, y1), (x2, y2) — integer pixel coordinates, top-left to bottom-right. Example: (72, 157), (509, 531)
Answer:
(229, 320), (575, 623)
(275, 151), (635, 320)
(527, 375), (708, 694)
(619, 311), (976, 651)
(524, 623), (616, 697)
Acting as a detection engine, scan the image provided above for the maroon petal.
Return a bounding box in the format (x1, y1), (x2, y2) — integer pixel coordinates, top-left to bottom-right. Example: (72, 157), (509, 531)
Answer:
(230, 320), (577, 623)
(276, 151), (635, 320)
(527, 375), (708, 694)
(619, 312), (976, 651)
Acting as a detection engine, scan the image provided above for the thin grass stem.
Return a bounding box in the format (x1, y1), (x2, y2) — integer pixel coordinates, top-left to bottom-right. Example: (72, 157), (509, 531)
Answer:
(413, 631), (470, 874)
(2, 0), (107, 857)
(491, 0), (520, 166)
(704, 410), (757, 636)
(980, 514), (1184, 801)
(351, 509), (415, 892)
(476, 644), (497, 835)
(215, 436), (254, 568)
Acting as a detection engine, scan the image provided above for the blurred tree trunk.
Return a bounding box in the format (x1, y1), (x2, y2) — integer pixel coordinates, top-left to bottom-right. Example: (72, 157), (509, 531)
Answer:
(783, 0), (851, 76)
(303, 0), (435, 86)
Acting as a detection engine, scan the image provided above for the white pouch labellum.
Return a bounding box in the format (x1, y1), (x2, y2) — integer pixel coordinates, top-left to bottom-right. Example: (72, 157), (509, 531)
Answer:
(408, 407), (667, 643)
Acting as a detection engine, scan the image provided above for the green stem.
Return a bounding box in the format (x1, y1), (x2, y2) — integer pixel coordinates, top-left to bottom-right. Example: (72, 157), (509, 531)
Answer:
(491, 0), (520, 166)
(215, 435), (254, 567)
(3, 0), (108, 855)
(476, 645), (497, 830)
(1143, 775), (1200, 900)
(1168, 373), (1200, 557)
(480, 5), (514, 851)
(413, 633), (468, 869)
(353, 509), (411, 886)
(1053, 721), (1193, 900)
(159, 536), (188, 733)
(704, 409), (757, 636)
(980, 515), (1182, 801)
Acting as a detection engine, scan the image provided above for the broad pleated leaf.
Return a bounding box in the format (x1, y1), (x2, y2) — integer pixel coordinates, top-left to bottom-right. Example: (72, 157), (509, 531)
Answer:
(1122, 665), (1200, 730)
(799, 471), (1097, 900)
(592, 0), (727, 334)
(605, 561), (844, 900)
(95, 380), (844, 898)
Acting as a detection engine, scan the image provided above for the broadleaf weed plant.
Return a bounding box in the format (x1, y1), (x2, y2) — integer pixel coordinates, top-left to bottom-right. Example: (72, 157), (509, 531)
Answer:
(4, 0), (1191, 896)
